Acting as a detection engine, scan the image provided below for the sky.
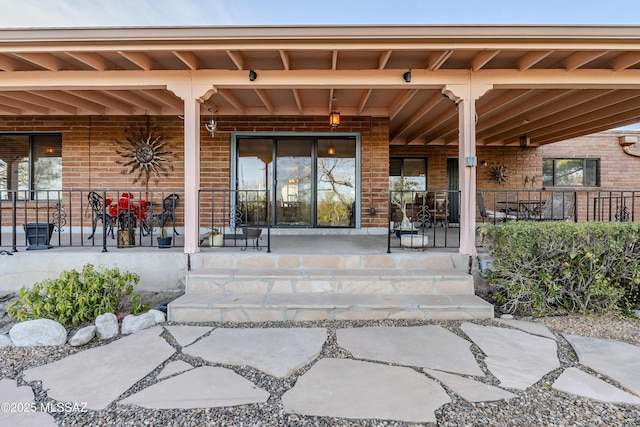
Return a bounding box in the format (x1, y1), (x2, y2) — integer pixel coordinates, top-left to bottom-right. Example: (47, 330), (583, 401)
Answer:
(1, 0), (640, 27)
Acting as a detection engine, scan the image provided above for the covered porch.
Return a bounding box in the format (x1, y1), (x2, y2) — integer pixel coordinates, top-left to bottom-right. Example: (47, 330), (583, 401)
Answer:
(2, 25), (640, 259)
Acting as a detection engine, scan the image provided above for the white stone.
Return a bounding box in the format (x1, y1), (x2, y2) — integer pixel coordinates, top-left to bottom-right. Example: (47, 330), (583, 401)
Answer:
(495, 318), (556, 340)
(120, 366), (269, 409)
(157, 360), (193, 379)
(23, 327), (175, 410)
(282, 358), (450, 423)
(553, 367), (640, 405)
(564, 334), (640, 396)
(634, 309), (640, 318)
(0, 379), (57, 427)
(337, 325), (484, 376)
(68, 325), (96, 346)
(165, 325), (212, 347)
(148, 309), (166, 324)
(121, 312), (156, 335)
(460, 322), (560, 390)
(184, 328), (327, 378)
(0, 334), (12, 347)
(9, 319), (67, 347)
(500, 314), (514, 320)
(95, 313), (119, 340)
(424, 368), (517, 402)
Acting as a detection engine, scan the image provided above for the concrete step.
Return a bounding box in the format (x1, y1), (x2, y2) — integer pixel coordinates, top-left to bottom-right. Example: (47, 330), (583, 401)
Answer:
(168, 292), (494, 322)
(186, 268), (474, 295)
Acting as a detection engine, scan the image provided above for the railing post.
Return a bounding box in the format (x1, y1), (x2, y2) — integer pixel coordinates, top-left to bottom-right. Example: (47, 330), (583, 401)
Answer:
(11, 192), (17, 253)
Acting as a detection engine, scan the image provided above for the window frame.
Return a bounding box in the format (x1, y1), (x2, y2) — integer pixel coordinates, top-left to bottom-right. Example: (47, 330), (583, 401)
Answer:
(389, 157), (428, 191)
(542, 158), (600, 187)
(0, 133), (62, 201)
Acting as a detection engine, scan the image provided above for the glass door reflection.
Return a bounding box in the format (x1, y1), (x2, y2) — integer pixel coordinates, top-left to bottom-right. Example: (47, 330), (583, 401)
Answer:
(276, 138), (312, 226)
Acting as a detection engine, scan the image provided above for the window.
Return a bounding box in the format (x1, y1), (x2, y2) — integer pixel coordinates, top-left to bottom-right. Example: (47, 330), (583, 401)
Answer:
(542, 158), (599, 187)
(0, 134), (62, 200)
(389, 157), (427, 191)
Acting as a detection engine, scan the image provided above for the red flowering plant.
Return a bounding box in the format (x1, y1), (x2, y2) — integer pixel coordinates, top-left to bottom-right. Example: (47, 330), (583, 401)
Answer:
(107, 192), (148, 230)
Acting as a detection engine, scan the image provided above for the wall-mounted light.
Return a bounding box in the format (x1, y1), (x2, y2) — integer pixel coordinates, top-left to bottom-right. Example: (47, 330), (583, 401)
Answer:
(45, 147), (55, 154)
(327, 146), (336, 155)
(329, 111), (340, 128)
(249, 70), (257, 81)
(480, 160), (488, 167)
(402, 70), (412, 83)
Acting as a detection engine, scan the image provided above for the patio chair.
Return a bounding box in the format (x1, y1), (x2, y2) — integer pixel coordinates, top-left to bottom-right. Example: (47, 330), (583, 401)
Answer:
(477, 191), (516, 223)
(539, 192), (575, 221)
(87, 191), (116, 239)
(152, 193), (180, 235)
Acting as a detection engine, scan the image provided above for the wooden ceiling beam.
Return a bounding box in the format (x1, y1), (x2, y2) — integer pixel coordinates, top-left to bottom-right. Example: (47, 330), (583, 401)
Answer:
(226, 50), (244, 70)
(255, 89), (274, 113)
(518, 51), (553, 71)
(388, 89), (419, 120)
(482, 90), (635, 143)
(12, 53), (64, 71)
(563, 51), (609, 71)
(0, 94), (51, 114)
(118, 52), (157, 71)
(216, 88), (245, 113)
(611, 52), (640, 71)
(390, 92), (443, 140)
(105, 90), (163, 114)
(172, 51), (200, 71)
(66, 90), (134, 114)
(471, 50), (499, 71)
(65, 52), (110, 71)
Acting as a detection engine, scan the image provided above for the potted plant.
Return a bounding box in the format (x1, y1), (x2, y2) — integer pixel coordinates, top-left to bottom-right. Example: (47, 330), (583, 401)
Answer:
(208, 227), (224, 247)
(157, 227), (172, 248)
(391, 198), (417, 237)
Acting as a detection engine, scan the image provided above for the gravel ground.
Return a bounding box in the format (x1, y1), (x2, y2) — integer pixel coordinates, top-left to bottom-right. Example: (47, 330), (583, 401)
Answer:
(1, 292), (640, 426)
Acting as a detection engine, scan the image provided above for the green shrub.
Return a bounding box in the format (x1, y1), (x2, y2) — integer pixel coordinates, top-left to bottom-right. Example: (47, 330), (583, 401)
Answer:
(7, 264), (148, 326)
(479, 221), (640, 315)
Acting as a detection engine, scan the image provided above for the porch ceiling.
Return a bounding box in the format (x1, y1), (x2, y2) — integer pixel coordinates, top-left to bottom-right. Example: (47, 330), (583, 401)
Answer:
(1, 25), (640, 146)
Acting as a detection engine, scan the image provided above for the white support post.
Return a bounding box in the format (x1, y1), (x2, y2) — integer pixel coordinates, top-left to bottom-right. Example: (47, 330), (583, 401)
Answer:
(444, 80), (492, 256)
(167, 80), (213, 254)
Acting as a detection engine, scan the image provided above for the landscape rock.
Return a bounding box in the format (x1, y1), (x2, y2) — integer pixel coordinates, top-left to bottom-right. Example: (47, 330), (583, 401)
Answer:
(9, 319), (67, 346)
(69, 325), (96, 346)
(121, 312), (156, 335)
(95, 313), (119, 340)
(0, 334), (12, 347)
(148, 309), (166, 323)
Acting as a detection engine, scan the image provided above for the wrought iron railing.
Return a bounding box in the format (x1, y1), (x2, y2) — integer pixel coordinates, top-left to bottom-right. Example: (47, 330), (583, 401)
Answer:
(198, 189), (271, 252)
(388, 190), (461, 252)
(0, 189), (183, 251)
(477, 189), (640, 224)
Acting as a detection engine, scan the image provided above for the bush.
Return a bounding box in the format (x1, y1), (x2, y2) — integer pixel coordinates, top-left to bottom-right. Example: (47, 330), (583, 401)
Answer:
(479, 221), (640, 315)
(7, 264), (148, 326)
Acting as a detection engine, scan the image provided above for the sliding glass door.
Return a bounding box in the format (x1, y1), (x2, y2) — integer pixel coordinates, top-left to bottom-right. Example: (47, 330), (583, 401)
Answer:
(236, 135), (357, 228)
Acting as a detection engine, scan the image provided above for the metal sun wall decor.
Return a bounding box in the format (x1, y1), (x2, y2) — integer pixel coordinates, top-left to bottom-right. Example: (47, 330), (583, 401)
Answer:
(490, 164), (510, 184)
(115, 123), (176, 185)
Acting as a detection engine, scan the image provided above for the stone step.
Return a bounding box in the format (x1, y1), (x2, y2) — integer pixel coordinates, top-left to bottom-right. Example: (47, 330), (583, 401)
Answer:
(186, 268), (474, 295)
(167, 293), (494, 323)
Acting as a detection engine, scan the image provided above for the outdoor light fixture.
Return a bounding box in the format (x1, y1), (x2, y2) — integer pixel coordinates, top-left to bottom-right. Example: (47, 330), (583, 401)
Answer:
(249, 70), (257, 81)
(327, 145), (336, 155)
(403, 70), (412, 82)
(205, 107), (218, 137)
(519, 135), (531, 148)
(329, 111), (341, 128)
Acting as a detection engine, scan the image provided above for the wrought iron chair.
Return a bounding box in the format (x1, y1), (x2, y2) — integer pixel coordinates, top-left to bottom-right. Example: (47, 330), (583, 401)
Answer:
(477, 191), (516, 223)
(155, 193), (180, 235)
(87, 191), (117, 239)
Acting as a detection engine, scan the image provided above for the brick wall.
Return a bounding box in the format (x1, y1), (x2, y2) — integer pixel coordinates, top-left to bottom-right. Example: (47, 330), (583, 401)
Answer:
(390, 130), (640, 221)
(0, 115), (390, 229)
